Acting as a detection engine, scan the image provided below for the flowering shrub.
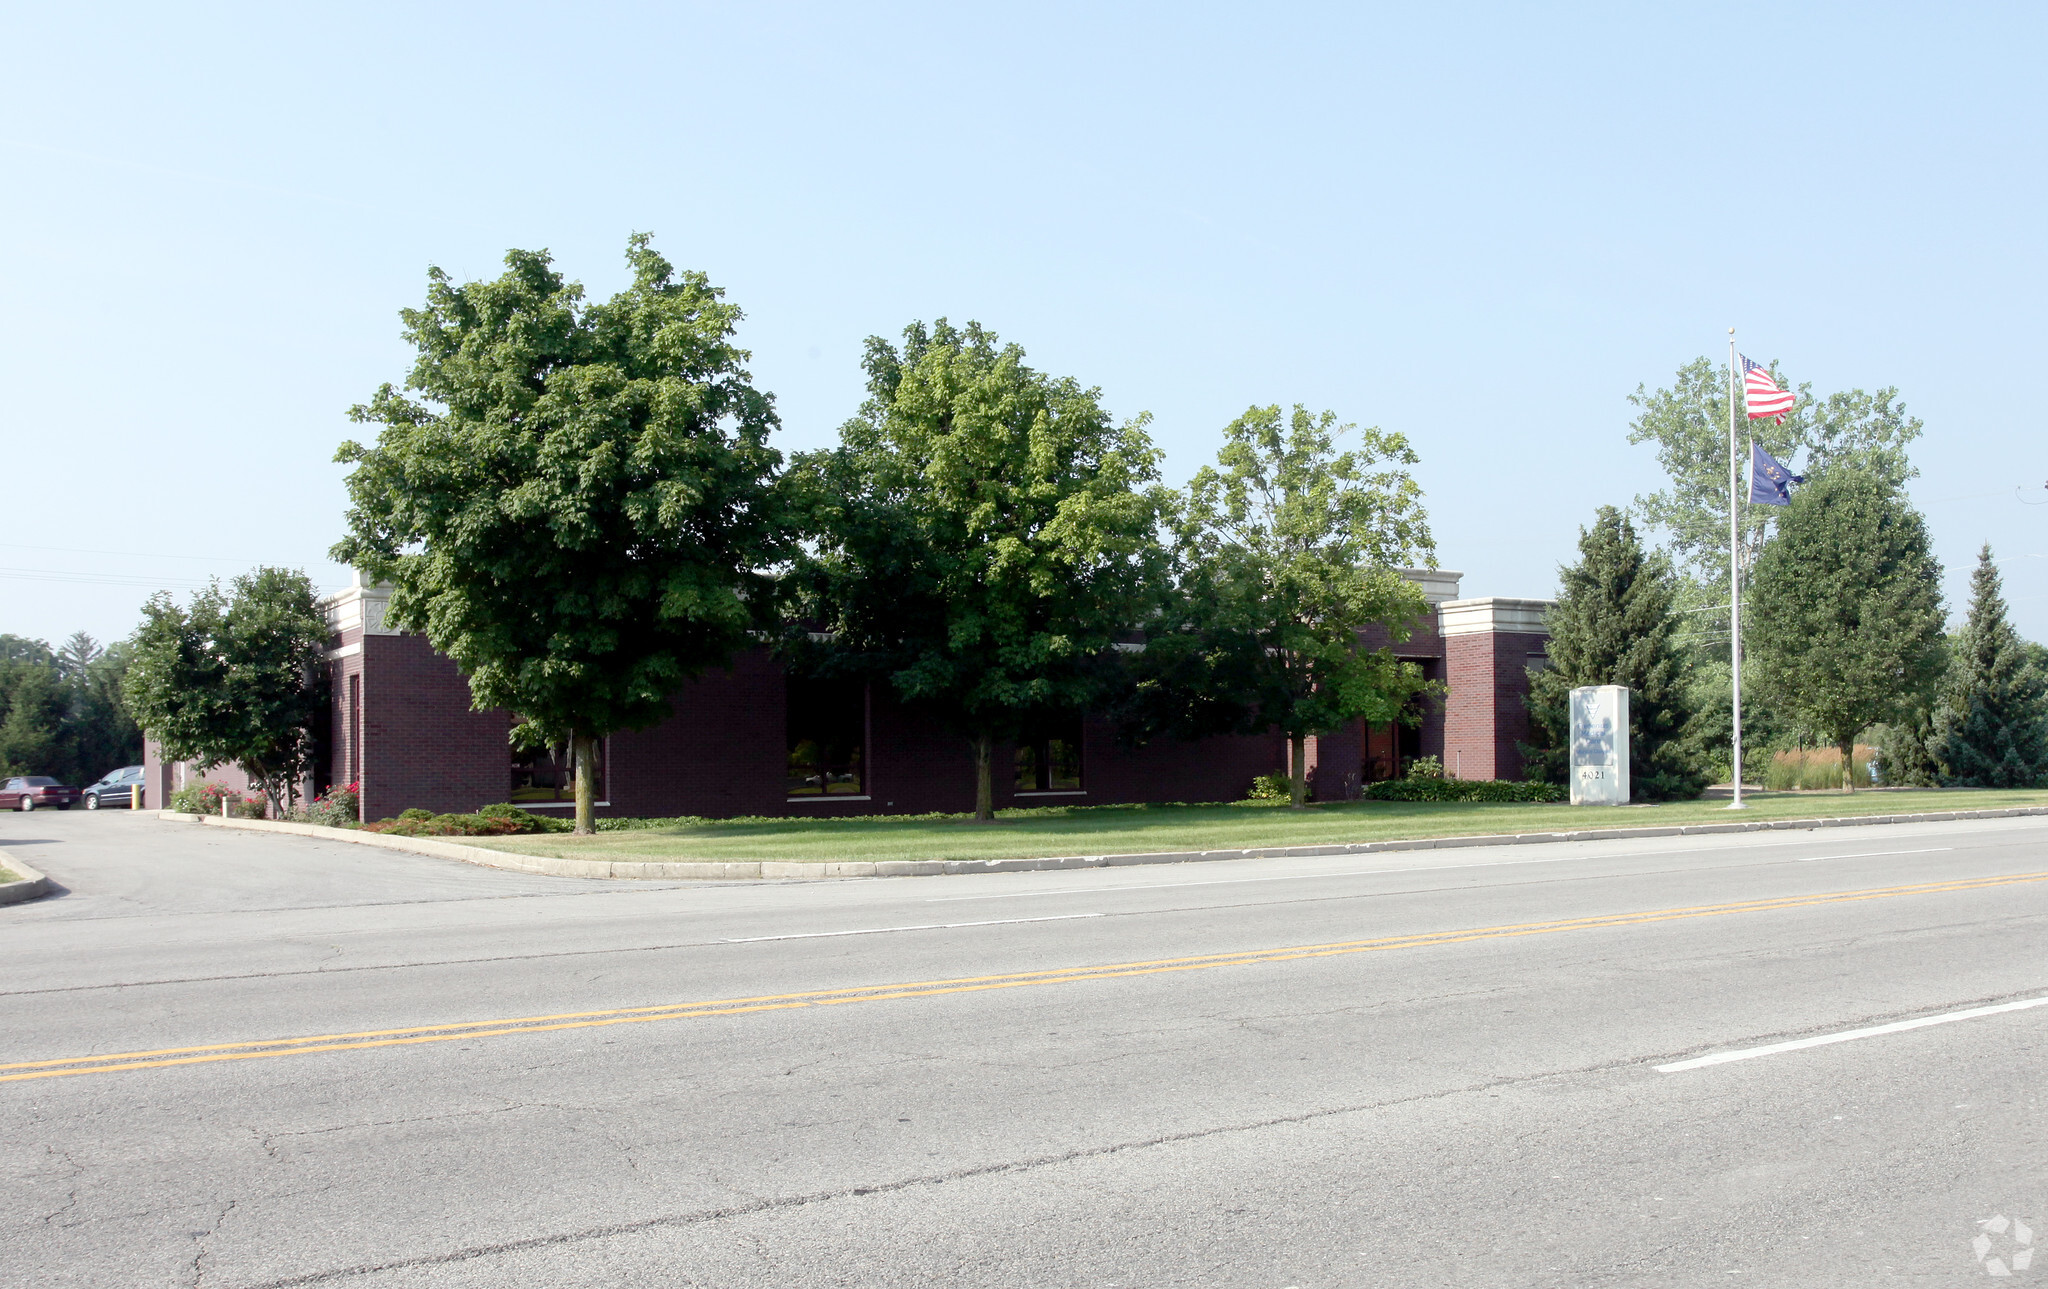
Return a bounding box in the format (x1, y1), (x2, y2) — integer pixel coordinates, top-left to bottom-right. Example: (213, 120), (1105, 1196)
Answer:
(170, 781), (241, 815)
(303, 782), (360, 828)
(234, 791), (269, 820)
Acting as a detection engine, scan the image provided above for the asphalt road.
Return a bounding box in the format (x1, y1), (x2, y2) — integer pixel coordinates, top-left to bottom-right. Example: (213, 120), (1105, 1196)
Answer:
(1, 809), (2044, 1287)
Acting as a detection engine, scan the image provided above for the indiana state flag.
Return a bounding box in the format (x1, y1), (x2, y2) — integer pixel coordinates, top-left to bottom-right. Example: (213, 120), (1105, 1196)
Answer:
(1749, 442), (1804, 506)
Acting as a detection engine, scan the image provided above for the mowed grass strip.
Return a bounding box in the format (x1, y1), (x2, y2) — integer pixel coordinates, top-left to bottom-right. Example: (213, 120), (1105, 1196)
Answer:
(470, 788), (2048, 865)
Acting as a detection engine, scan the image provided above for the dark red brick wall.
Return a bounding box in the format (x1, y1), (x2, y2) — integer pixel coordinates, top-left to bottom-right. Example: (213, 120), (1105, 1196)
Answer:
(356, 634), (509, 820)
(329, 621), (1536, 819)
(1442, 631), (1547, 781)
(606, 652), (788, 818)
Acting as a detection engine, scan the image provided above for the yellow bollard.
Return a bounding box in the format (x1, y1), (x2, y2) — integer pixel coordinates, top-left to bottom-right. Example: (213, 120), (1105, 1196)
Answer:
(131, 783), (142, 811)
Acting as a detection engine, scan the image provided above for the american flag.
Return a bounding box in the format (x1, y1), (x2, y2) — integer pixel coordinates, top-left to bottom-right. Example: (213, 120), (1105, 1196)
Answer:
(1741, 355), (1796, 422)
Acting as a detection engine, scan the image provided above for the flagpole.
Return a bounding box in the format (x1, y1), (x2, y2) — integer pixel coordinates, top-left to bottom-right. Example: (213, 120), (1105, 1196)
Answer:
(1727, 328), (1745, 810)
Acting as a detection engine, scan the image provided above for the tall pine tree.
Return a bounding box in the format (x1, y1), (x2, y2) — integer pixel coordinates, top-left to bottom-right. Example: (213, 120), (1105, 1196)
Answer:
(1936, 544), (2048, 787)
(1524, 507), (1705, 800)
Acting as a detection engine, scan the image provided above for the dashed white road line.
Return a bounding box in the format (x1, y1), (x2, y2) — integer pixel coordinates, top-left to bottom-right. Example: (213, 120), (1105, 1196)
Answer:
(1657, 995), (2048, 1072)
(926, 842), (1962, 903)
(1795, 847), (1952, 861)
(723, 913), (1103, 943)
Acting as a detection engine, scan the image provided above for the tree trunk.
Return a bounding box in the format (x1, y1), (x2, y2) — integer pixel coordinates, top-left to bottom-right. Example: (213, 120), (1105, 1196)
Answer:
(974, 732), (994, 822)
(1840, 736), (1856, 794)
(1289, 733), (1309, 809)
(573, 733), (597, 834)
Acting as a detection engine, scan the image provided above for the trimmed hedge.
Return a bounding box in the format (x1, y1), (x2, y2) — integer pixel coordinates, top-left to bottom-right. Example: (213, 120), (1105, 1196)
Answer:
(359, 803), (572, 837)
(1361, 777), (1567, 803)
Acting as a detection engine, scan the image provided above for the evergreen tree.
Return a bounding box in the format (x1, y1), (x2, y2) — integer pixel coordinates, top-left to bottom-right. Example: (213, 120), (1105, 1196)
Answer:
(1935, 544), (2048, 787)
(1746, 465), (1945, 790)
(1524, 507), (1705, 800)
(1874, 698), (1945, 787)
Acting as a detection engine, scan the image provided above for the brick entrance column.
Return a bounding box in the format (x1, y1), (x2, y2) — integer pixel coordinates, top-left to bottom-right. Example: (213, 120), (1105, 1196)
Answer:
(1437, 597), (1552, 782)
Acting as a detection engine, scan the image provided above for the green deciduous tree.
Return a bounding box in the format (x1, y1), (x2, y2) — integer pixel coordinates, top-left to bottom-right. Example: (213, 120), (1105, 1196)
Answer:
(1627, 357), (1922, 590)
(1523, 507), (1705, 800)
(0, 653), (64, 778)
(788, 320), (1169, 821)
(1140, 404), (1436, 808)
(334, 236), (786, 832)
(1933, 544), (2048, 787)
(1745, 466), (1945, 791)
(126, 568), (329, 810)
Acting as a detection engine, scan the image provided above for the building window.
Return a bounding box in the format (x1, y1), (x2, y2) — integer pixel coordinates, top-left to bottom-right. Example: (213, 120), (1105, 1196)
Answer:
(787, 678), (866, 797)
(347, 674), (361, 787)
(512, 739), (606, 805)
(1015, 718), (1083, 793)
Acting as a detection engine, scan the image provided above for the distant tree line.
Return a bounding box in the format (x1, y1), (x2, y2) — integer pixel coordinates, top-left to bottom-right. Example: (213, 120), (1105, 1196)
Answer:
(0, 632), (142, 785)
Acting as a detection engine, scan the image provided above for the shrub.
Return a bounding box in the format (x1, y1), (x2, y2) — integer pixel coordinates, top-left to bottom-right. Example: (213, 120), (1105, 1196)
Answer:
(1403, 754), (1445, 780)
(358, 804), (571, 837)
(303, 782), (360, 828)
(234, 792), (268, 820)
(1361, 777), (1567, 803)
(477, 802), (573, 833)
(1244, 774), (1292, 801)
(1766, 745), (1876, 791)
(170, 781), (240, 815)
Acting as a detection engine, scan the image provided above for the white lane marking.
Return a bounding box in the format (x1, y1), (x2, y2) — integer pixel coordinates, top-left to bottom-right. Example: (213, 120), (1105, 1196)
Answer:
(1795, 847), (1951, 861)
(722, 913), (1102, 943)
(925, 838), (1956, 903)
(1657, 996), (2048, 1072)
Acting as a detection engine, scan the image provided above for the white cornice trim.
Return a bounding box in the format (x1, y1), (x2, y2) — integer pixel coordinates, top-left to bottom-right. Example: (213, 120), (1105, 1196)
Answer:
(1438, 597), (1555, 637)
(1400, 568), (1464, 605)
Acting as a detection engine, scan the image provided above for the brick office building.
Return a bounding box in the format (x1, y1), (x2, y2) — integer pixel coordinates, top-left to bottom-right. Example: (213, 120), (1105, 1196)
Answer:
(255, 568), (1550, 822)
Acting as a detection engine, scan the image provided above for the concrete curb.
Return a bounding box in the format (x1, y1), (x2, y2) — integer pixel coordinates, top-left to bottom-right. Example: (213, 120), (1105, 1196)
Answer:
(158, 812), (576, 874)
(156, 804), (2048, 883)
(0, 855), (53, 905)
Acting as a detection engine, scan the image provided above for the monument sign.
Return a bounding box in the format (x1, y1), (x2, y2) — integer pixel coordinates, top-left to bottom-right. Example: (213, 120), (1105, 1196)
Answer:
(1569, 685), (1630, 805)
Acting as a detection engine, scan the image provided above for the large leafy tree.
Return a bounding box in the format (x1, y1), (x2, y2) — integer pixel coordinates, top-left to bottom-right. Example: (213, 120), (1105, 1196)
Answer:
(1137, 404), (1435, 808)
(334, 236), (786, 832)
(126, 568), (330, 810)
(1627, 357), (1922, 590)
(1522, 507), (1704, 800)
(1934, 544), (2048, 787)
(789, 319), (1169, 821)
(1745, 466), (1945, 790)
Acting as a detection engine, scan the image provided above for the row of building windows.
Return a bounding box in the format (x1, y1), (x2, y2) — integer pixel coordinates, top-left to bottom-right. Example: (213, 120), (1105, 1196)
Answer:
(784, 678), (1084, 799)
(496, 680), (1086, 805)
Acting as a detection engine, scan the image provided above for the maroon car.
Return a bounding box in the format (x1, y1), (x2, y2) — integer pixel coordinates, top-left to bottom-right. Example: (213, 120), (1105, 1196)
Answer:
(1, 777), (79, 811)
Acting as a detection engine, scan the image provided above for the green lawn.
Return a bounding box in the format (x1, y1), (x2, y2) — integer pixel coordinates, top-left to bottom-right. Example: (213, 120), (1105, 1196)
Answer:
(472, 787), (2048, 865)
(0, 863), (20, 885)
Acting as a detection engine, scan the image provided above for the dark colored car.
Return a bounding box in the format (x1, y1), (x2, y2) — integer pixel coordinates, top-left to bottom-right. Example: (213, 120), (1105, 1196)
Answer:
(2, 776), (79, 811)
(81, 765), (146, 810)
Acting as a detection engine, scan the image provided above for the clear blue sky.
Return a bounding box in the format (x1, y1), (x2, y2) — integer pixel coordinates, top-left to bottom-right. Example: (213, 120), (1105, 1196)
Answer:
(4, 2), (2043, 646)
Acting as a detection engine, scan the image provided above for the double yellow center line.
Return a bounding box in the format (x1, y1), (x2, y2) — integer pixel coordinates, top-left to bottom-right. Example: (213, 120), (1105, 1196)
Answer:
(6, 868), (2045, 1085)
